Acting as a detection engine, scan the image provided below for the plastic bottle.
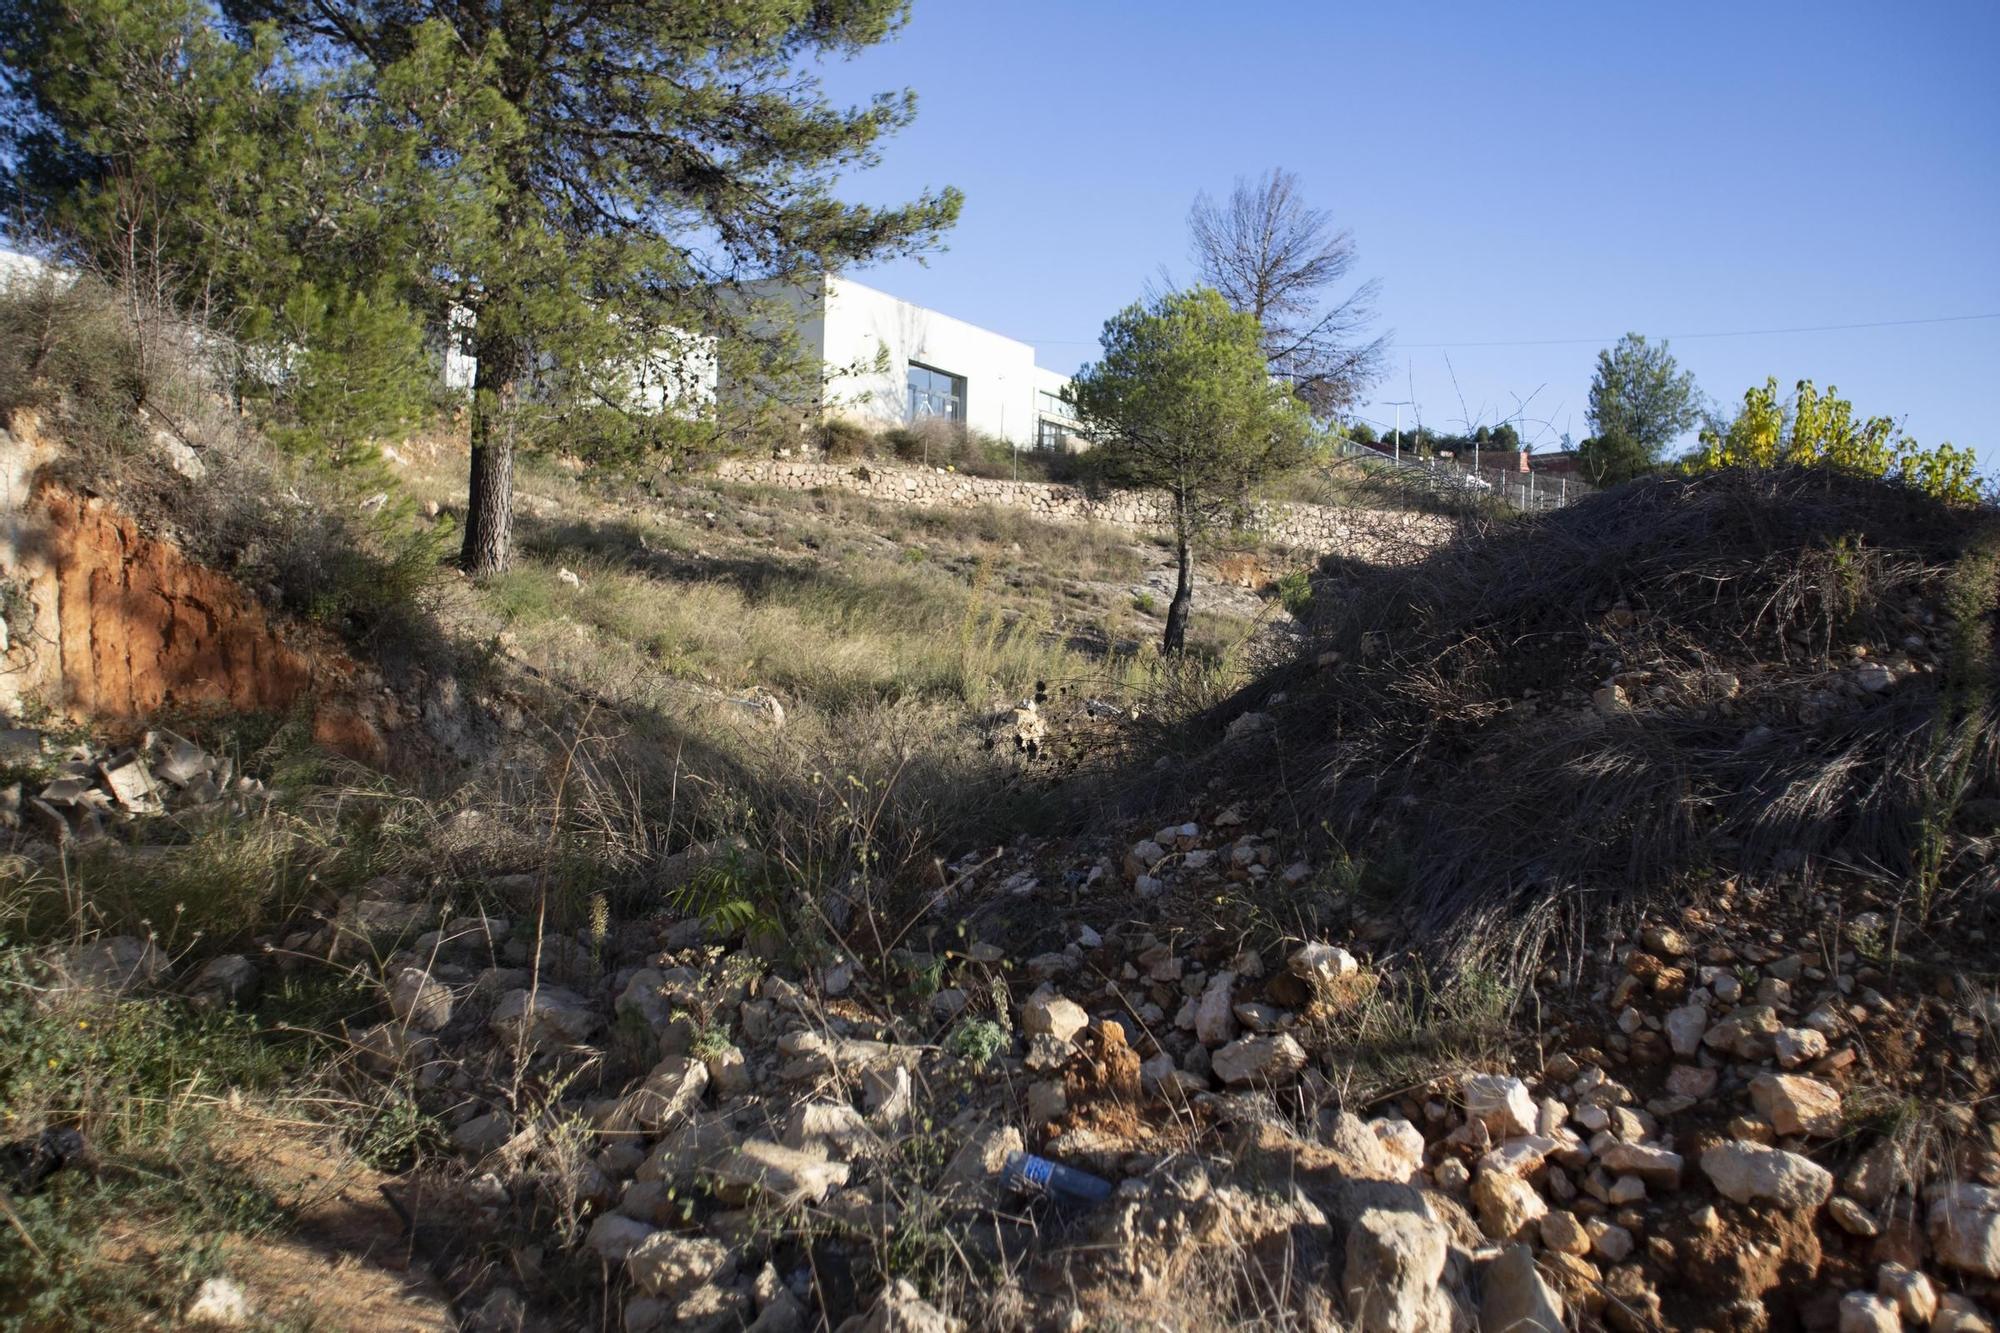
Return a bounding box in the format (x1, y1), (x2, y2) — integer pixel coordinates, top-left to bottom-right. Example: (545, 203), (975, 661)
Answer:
(1001, 1150), (1113, 1205)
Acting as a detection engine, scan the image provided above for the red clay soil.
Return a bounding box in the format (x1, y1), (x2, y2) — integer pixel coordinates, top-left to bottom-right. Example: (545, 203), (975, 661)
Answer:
(42, 485), (387, 765)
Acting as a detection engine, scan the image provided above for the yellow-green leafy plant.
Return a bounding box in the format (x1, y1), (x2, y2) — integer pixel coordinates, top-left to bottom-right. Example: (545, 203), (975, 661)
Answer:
(1698, 378), (1982, 503)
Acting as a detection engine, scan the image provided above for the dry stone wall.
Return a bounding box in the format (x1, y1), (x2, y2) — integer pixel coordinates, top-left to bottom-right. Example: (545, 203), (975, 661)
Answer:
(714, 457), (1451, 561)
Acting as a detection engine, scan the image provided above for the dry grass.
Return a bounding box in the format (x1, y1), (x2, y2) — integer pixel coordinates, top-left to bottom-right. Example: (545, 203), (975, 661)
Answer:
(1183, 466), (2000, 966)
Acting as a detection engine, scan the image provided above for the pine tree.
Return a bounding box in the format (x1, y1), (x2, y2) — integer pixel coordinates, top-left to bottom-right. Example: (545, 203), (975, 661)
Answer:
(1068, 288), (1317, 654)
(5, 0), (959, 575)
(1579, 333), (1702, 484)
(2, 0), (474, 457)
(216, 0), (961, 575)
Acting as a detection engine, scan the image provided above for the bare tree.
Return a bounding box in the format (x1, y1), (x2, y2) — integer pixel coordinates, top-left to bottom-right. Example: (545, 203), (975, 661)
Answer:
(1188, 168), (1386, 415)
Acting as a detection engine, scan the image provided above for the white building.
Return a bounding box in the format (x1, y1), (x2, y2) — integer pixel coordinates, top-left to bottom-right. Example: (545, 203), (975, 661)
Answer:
(730, 274), (1083, 451)
(0, 247), (66, 292)
(442, 305), (719, 420)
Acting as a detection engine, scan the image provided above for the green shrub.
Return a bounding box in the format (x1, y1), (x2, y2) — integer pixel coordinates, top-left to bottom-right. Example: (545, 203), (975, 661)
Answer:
(944, 1017), (1008, 1068)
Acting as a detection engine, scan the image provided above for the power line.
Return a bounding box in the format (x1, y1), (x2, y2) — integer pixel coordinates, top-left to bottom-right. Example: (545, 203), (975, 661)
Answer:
(1393, 311), (2000, 349)
(1021, 310), (2000, 351)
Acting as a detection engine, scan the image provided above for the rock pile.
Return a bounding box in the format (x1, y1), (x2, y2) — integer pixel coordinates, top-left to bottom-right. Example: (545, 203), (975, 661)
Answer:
(21, 777), (1999, 1331)
(0, 727), (267, 844)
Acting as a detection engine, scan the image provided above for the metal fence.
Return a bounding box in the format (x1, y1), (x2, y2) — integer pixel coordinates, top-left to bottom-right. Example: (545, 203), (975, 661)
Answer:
(1332, 440), (1591, 512)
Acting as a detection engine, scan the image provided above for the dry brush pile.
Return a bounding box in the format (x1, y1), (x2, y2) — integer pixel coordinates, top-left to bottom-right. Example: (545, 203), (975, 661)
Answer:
(1211, 465), (2000, 965)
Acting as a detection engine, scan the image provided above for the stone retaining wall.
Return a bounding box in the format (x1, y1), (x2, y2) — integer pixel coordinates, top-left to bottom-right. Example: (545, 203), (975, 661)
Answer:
(714, 457), (1450, 561)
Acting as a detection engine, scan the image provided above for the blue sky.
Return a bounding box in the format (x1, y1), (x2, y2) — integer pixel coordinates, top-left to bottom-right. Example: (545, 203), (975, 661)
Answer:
(818, 1), (2000, 464)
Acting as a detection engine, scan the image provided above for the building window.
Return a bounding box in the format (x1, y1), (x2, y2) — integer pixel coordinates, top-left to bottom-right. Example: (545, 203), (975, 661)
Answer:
(1038, 389), (1074, 422)
(907, 362), (965, 424)
(1036, 417), (1072, 452)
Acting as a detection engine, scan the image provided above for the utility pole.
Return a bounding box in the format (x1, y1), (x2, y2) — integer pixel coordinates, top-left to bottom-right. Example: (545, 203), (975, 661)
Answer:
(1383, 400), (1414, 466)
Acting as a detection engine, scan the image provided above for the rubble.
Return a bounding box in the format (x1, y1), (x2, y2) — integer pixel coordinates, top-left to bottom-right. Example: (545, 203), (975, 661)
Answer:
(1700, 1141), (1835, 1209)
(1210, 1032), (1307, 1086)
(1341, 1206), (1453, 1333)
(19, 716), (2000, 1333)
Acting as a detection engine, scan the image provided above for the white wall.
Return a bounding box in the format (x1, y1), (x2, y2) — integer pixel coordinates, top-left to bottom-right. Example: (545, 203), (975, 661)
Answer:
(822, 275), (1041, 446)
(0, 247), (67, 292)
(445, 302), (718, 418)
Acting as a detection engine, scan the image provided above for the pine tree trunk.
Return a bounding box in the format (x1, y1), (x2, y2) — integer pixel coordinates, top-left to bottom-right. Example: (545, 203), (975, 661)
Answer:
(460, 333), (517, 578)
(1163, 528), (1194, 656)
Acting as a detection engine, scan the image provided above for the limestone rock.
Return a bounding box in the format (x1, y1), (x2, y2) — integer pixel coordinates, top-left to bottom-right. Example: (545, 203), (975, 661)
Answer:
(863, 1064), (914, 1130)
(1875, 1262), (1936, 1325)
(1932, 1294), (1996, 1333)
(1194, 972), (1239, 1047)
(56, 935), (167, 996)
(1704, 1004), (1781, 1060)
(1588, 1219), (1634, 1262)
(1369, 1118), (1427, 1182)
(1462, 1073), (1538, 1139)
(1664, 1004), (1708, 1056)
(1837, 1292), (1899, 1333)
(1341, 1206), (1452, 1333)
(586, 1213), (657, 1263)
(1480, 1135), (1556, 1177)
(1472, 1168), (1548, 1241)
(705, 1044), (752, 1098)
(603, 1056), (710, 1136)
(781, 1101), (882, 1161)
(1774, 1026), (1830, 1068)
(1211, 1033), (1307, 1086)
(710, 1140), (850, 1209)
(1699, 1141), (1833, 1209)
(185, 1276), (253, 1327)
(1022, 990), (1089, 1045)
(1749, 1072), (1842, 1137)
(1927, 1183), (2000, 1277)
(938, 1121), (1023, 1211)
(490, 986), (601, 1045)
(1829, 1197), (1880, 1236)
(1541, 1211), (1591, 1256)
(627, 1231), (735, 1302)
(637, 1115), (738, 1186)
(1288, 941), (1359, 988)
(389, 967), (453, 1032)
(1844, 1139), (1913, 1206)
(1599, 1142), (1683, 1190)
(1479, 1243), (1564, 1333)
(452, 1110), (512, 1157)
(842, 1278), (962, 1333)
(188, 955), (259, 1009)
(1664, 1064), (1718, 1098)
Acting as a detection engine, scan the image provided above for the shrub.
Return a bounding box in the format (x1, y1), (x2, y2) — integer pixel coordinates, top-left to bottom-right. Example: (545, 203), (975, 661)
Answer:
(1251, 465), (2000, 964)
(0, 270), (152, 455)
(944, 1018), (1008, 1068)
(1696, 378), (1984, 503)
(821, 417), (875, 459)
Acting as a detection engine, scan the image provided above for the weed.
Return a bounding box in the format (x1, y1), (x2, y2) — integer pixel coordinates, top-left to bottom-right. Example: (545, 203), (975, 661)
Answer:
(666, 853), (783, 942)
(942, 1018), (1008, 1069)
(0, 949), (299, 1327)
(1275, 567), (1313, 620)
(345, 1080), (443, 1171)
